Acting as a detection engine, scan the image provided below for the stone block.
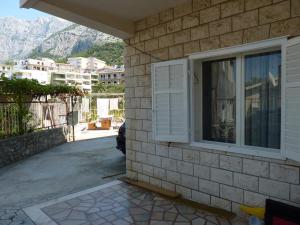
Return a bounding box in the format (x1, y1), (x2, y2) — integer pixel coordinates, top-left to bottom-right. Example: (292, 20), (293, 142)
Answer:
(136, 131), (148, 142)
(194, 164), (210, 179)
(211, 0), (228, 5)
(259, 1), (290, 24)
(159, 34), (174, 48)
(151, 48), (169, 61)
(147, 14), (159, 27)
(200, 152), (219, 167)
(174, 30), (191, 44)
(162, 158), (177, 171)
(142, 164), (154, 176)
(140, 28), (154, 41)
(145, 39), (159, 52)
(183, 149), (200, 163)
(243, 24), (270, 43)
(244, 191), (268, 207)
(209, 18), (232, 36)
(220, 155), (242, 172)
(169, 44), (184, 59)
(176, 185), (192, 199)
(200, 36), (220, 51)
(232, 10), (258, 31)
(243, 159), (269, 177)
(135, 109), (148, 119)
(220, 185), (244, 203)
(142, 120), (152, 132)
(181, 174), (199, 190)
(162, 180), (176, 191)
(132, 161), (142, 171)
(127, 170), (137, 180)
(270, 163), (299, 184)
(156, 144), (169, 157)
(270, 17), (300, 38)
(147, 154), (162, 167)
(292, 0), (300, 17)
(154, 24), (167, 37)
(167, 18), (182, 33)
(133, 65), (146, 76)
(177, 161), (194, 175)
(138, 173), (150, 183)
(221, 0), (244, 18)
(199, 178), (220, 196)
(160, 8), (174, 23)
(245, 0), (272, 10)
(131, 55), (140, 66)
(141, 142), (155, 154)
(174, 2), (193, 18)
(234, 173), (259, 192)
(184, 40), (201, 55)
(211, 196), (231, 211)
(211, 168), (233, 185)
(259, 178), (290, 200)
(183, 14), (199, 29)
(200, 5), (220, 24)
(192, 190), (211, 205)
(141, 98), (152, 109)
(291, 185), (300, 203)
(150, 177), (162, 187)
(191, 24), (209, 40)
(154, 167), (166, 179)
(167, 170), (181, 184)
(169, 147), (183, 160)
(193, 0), (211, 11)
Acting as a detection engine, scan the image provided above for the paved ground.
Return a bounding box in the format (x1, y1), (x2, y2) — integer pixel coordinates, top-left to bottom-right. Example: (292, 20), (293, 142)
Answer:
(24, 181), (247, 225)
(0, 136), (125, 209)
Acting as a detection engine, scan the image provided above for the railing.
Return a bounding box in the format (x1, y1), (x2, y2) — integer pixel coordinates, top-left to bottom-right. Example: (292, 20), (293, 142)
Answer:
(0, 101), (68, 139)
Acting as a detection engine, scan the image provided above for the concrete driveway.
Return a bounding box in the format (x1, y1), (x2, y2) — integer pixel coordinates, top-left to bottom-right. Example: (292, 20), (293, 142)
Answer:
(0, 136), (126, 209)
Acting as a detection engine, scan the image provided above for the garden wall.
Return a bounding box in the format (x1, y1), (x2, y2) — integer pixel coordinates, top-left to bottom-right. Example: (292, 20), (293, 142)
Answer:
(0, 127), (68, 168)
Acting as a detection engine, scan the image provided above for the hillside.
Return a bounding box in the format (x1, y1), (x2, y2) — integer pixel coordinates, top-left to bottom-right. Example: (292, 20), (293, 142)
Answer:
(0, 17), (121, 63)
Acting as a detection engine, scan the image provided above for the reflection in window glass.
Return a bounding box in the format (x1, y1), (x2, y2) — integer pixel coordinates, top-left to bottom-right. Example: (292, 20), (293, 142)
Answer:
(245, 51), (281, 149)
(203, 59), (236, 143)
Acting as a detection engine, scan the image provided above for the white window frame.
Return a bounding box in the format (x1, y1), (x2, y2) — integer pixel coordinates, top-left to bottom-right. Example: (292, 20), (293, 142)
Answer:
(189, 37), (287, 159)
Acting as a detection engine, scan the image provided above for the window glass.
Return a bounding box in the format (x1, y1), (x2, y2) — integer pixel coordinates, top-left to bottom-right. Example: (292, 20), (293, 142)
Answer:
(202, 58), (236, 143)
(244, 51), (281, 149)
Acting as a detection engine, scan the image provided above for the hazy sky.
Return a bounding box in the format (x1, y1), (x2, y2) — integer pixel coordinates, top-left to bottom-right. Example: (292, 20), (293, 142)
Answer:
(0, 0), (49, 20)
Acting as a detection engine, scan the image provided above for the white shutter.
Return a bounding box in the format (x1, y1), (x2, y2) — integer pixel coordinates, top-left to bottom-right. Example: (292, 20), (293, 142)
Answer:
(152, 59), (189, 143)
(283, 37), (300, 162)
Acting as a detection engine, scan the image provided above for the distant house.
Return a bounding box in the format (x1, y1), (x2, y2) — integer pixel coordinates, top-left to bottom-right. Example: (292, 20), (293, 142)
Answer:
(21, 0), (300, 213)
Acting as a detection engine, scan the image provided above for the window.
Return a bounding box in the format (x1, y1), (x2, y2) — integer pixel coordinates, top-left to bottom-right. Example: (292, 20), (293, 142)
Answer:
(193, 50), (281, 151)
(202, 58), (236, 144)
(244, 51), (281, 149)
(152, 37), (300, 161)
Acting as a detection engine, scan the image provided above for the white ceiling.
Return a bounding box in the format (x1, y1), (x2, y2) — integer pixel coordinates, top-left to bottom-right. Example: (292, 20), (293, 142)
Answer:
(21, 0), (191, 38)
(58, 0), (191, 21)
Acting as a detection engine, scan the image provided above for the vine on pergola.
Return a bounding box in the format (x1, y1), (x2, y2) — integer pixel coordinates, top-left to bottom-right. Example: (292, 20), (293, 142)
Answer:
(0, 75), (86, 135)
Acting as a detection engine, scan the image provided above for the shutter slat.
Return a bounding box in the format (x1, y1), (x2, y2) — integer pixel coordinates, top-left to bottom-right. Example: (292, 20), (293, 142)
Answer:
(152, 59), (189, 143)
(283, 37), (300, 162)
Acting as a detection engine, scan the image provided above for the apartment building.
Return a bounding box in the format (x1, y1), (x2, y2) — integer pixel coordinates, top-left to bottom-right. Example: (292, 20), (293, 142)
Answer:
(68, 57), (106, 71)
(51, 64), (92, 92)
(91, 67), (125, 86)
(0, 64), (13, 78)
(14, 58), (56, 71)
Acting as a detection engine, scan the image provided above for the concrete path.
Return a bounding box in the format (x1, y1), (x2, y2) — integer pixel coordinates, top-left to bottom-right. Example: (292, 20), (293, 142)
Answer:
(0, 136), (126, 210)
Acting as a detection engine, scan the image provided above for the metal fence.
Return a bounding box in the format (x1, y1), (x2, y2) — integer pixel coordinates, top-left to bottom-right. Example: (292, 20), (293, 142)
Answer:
(0, 101), (68, 139)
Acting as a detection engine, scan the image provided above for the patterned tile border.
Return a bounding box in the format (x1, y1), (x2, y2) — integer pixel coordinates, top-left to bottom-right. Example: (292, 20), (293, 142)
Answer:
(24, 180), (122, 225)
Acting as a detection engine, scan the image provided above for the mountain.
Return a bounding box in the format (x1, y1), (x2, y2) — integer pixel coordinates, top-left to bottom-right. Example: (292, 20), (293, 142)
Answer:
(0, 17), (72, 62)
(0, 17), (120, 63)
(30, 24), (120, 59)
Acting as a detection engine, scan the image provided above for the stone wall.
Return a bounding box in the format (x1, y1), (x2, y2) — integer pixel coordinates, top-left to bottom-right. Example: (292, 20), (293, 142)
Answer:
(124, 0), (300, 215)
(0, 127), (68, 168)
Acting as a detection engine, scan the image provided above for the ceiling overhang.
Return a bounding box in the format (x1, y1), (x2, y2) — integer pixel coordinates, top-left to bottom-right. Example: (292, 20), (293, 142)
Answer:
(20, 0), (190, 39)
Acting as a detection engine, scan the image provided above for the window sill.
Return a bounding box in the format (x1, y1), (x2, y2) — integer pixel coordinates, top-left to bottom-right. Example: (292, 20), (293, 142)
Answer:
(190, 141), (285, 160)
